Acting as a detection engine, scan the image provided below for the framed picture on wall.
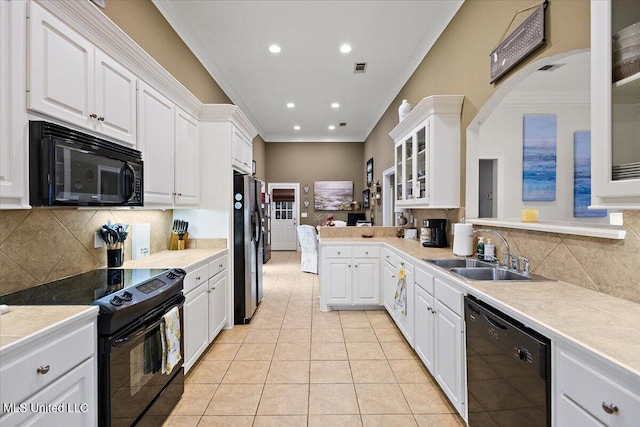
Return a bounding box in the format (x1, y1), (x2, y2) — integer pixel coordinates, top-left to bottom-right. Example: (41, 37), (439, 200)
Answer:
(366, 158), (374, 187)
(363, 189), (370, 209)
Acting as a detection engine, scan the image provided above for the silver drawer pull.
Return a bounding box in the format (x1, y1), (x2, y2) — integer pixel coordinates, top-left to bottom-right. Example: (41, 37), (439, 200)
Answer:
(37, 365), (50, 375)
(602, 402), (618, 415)
(219, 264), (223, 268)
(196, 276), (201, 281)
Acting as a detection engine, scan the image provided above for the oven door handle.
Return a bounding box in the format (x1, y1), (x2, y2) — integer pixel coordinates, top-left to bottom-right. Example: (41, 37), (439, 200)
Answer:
(111, 300), (184, 347)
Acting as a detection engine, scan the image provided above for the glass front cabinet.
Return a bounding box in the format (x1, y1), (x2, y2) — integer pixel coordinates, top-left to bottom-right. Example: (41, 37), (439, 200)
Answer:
(591, 0), (640, 208)
(390, 95), (463, 209)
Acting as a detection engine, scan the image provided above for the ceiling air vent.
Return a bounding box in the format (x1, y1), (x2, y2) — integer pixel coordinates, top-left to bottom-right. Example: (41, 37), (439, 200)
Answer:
(339, 123), (347, 127)
(538, 63), (564, 71)
(354, 62), (367, 73)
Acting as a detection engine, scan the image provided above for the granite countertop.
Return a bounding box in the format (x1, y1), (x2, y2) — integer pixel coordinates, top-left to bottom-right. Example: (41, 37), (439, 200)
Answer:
(0, 306), (99, 355)
(320, 236), (640, 381)
(122, 248), (227, 271)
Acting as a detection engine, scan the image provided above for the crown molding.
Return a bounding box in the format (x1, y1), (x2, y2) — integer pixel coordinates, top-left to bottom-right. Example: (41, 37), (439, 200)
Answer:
(389, 95), (464, 142)
(35, 0), (202, 119)
(199, 104), (258, 140)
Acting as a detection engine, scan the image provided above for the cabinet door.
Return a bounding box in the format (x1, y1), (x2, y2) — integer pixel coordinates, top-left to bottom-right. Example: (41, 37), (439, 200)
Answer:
(403, 134), (414, 201)
(231, 127), (246, 171)
(414, 285), (435, 374)
(434, 299), (465, 415)
(1, 358), (96, 426)
(414, 120), (430, 203)
(0, 0), (28, 208)
(394, 142), (405, 203)
(137, 80), (175, 205)
(352, 258), (380, 305)
(381, 262), (396, 314)
(28, 1), (94, 130)
(183, 282), (209, 373)
(326, 259), (351, 304)
(209, 272), (228, 342)
(94, 50), (137, 146)
(393, 259), (414, 346)
(174, 108), (200, 206)
(244, 138), (253, 173)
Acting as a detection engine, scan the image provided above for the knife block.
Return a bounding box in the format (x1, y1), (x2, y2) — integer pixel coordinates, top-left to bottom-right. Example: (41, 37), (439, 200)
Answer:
(168, 232), (189, 250)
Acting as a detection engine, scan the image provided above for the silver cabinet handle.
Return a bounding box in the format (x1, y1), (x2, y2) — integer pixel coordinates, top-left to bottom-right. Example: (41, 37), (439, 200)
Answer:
(391, 275), (396, 278)
(89, 113), (97, 119)
(98, 116), (105, 121)
(355, 265), (358, 268)
(37, 365), (50, 375)
(219, 264), (223, 268)
(602, 402), (618, 415)
(337, 251), (341, 255)
(212, 286), (216, 291)
(365, 251), (369, 255)
(196, 276), (201, 281)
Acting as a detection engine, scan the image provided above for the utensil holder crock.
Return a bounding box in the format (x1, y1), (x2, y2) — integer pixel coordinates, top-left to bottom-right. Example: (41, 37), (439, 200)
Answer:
(107, 248), (123, 267)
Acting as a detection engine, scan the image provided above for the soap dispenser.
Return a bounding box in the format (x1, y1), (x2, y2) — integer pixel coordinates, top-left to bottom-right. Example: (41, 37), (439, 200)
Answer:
(484, 238), (495, 261)
(476, 237), (485, 260)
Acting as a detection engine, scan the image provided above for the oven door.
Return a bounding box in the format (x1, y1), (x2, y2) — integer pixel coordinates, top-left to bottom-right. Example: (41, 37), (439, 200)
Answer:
(104, 298), (185, 427)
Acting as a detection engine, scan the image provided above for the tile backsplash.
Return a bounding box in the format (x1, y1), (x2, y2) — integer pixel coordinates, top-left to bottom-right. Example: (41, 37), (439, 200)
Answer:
(0, 209), (173, 296)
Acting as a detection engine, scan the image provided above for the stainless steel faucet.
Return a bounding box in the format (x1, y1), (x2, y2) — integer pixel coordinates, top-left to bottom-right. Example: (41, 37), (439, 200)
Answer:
(473, 228), (511, 268)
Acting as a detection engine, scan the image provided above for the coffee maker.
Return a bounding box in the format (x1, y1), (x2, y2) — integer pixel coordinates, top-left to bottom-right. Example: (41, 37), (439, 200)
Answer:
(421, 218), (448, 248)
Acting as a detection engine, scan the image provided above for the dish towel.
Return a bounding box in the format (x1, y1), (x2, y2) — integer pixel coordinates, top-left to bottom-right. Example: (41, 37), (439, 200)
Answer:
(393, 265), (407, 316)
(160, 306), (182, 375)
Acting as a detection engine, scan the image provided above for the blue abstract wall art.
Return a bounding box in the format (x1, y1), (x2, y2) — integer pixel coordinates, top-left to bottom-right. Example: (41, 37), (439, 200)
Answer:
(574, 131), (607, 218)
(523, 115), (557, 201)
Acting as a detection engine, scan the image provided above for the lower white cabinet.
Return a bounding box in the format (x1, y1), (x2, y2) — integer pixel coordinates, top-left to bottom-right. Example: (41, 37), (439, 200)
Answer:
(555, 342), (640, 427)
(0, 313), (97, 426)
(183, 252), (228, 373)
(413, 265), (466, 417)
(323, 246), (380, 307)
(385, 255), (414, 347)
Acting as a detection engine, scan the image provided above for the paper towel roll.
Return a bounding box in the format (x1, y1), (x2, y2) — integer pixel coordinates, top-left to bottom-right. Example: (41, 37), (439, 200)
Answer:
(453, 223), (474, 256)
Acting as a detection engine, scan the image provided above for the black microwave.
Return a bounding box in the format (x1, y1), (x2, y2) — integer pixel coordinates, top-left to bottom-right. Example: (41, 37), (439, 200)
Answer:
(29, 121), (143, 207)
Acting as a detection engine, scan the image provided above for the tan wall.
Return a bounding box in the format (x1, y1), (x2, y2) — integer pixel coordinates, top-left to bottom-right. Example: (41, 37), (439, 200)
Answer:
(252, 135), (267, 182)
(266, 142), (365, 226)
(365, 0), (591, 221)
(102, 0), (231, 105)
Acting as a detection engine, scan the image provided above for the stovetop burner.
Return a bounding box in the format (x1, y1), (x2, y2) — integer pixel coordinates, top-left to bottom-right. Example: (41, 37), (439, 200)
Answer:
(0, 268), (169, 306)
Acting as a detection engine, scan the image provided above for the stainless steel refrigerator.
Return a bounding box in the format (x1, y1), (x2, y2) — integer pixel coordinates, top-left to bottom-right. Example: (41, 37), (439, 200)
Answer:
(233, 173), (263, 324)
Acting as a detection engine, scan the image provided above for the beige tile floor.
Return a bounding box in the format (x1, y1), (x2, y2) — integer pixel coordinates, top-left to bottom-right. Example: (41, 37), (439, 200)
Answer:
(164, 251), (465, 427)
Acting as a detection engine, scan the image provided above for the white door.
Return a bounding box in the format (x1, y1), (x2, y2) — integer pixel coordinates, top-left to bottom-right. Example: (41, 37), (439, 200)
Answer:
(269, 183), (299, 251)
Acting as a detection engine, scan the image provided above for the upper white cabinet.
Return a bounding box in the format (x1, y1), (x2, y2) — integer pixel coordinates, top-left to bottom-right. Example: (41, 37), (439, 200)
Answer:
(175, 107), (200, 206)
(390, 95), (463, 209)
(137, 81), (175, 206)
(591, 0), (640, 208)
(0, 0), (29, 209)
(28, 1), (137, 146)
(232, 126), (253, 174)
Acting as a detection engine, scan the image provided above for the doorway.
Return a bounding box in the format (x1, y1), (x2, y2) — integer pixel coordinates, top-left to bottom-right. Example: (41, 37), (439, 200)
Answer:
(382, 167), (395, 226)
(268, 183), (300, 250)
(479, 159), (497, 218)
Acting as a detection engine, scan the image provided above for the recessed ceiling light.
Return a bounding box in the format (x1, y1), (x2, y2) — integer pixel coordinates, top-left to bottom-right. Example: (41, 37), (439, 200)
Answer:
(340, 44), (352, 53)
(269, 44), (281, 53)
(328, 125), (336, 130)
(287, 102), (295, 108)
(331, 103), (340, 109)
(293, 125), (301, 130)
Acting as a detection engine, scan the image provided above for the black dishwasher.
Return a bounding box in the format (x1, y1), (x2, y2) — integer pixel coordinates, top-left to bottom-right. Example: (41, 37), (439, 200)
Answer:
(465, 295), (550, 427)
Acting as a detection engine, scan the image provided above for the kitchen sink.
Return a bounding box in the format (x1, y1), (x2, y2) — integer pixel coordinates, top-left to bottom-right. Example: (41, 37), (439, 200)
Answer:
(449, 267), (531, 281)
(423, 258), (495, 269)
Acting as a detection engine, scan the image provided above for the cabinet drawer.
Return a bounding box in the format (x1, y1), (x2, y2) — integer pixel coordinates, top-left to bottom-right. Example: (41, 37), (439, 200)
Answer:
(0, 321), (95, 406)
(415, 266), (434, 295)
(324, 246), (352, 258)
(557, 347), (640, 426)
(434, 278), (463, 315)
(382, 247), (397, 267)
(352, 246), (379, 258)
(209, 254), (228, 278)
(184, 263), (209, 294)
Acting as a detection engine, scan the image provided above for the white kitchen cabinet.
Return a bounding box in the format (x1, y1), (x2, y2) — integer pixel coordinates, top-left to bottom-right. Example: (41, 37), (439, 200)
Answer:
(183, 252), (228, 373)
(434, 295), (465, 415)
(386, 255), (414, 346)
(28, 1), (137, 146)
(174, 107), (200, 206)
(322, 245), (380, 308)
(232, 126), (253, 174)
(0, 0), (28, 209)
(555, 342), (640, 426)
(389, 95), (463, 209)
(0, 313), (97, 425)
(414, 267), (435, 374)
(208, 270), (228, 342)
(591, 0), (640, 208)
(137, 80), (175, 206)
